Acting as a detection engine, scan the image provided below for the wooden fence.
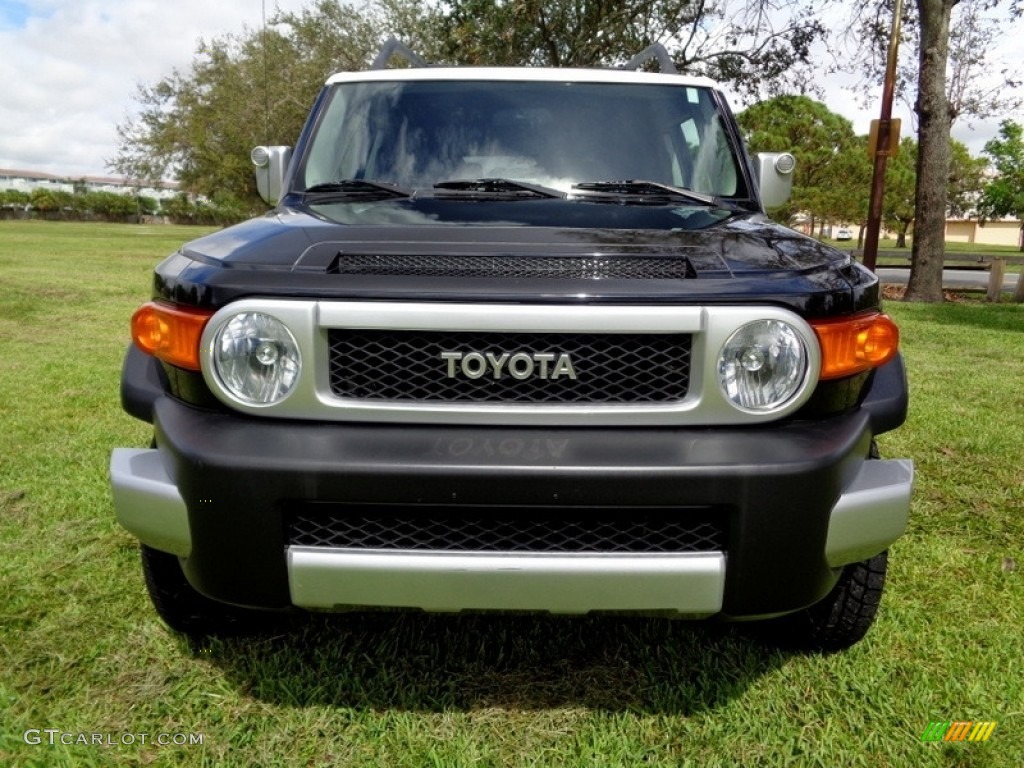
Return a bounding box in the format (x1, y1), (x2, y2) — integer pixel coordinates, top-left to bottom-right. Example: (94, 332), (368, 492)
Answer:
(856, 250), (1024, 302)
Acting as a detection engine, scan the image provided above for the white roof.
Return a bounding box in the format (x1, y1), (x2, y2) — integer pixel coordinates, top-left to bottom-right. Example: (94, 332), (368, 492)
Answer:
(325, 66), (719, 90)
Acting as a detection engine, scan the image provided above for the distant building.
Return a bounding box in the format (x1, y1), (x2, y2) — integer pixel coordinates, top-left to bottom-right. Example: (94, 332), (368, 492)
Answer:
(0, 168), (180, 201)
(946, 218), (1022, 249)
(792, 213), (1021, 249)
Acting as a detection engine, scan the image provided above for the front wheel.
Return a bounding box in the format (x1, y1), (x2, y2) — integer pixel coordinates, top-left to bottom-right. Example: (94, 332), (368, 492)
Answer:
(765, 550), (889, 652)
(140, 544), (266, 637)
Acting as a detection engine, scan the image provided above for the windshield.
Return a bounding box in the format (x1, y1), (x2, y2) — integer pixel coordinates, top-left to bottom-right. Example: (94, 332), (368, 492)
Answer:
(299, 80), (746, 199)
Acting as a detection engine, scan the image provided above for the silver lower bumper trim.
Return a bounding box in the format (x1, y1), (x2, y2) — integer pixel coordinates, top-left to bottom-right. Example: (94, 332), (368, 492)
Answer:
(287, 548), (726, 615)
(825, 458), (914, 567)
(109, 448), (191, 557)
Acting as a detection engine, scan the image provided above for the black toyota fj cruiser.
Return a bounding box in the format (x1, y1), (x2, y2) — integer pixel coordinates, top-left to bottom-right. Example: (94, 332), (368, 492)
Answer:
(110, 43), (913, 650)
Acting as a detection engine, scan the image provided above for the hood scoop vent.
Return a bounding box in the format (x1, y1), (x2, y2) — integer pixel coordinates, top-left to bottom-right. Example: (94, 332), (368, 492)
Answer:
(326, 252), (696, 280)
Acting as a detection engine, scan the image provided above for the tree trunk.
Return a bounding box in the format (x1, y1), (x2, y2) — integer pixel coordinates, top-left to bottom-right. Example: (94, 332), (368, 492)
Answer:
(896, 222), (909, 248)
(905, 0), (956, 303)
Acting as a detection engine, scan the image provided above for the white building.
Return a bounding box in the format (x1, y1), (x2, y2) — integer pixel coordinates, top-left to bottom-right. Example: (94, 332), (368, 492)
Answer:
(946, 218), (1023, 249)
(0, 168), (179, 200)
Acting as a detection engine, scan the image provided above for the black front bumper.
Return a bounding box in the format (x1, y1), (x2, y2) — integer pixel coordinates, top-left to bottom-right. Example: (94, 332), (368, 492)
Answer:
(141, 389), (878, 618)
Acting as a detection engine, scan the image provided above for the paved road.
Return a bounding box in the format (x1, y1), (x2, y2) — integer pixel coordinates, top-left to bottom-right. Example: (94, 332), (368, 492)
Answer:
(876, 267), (1020, 292)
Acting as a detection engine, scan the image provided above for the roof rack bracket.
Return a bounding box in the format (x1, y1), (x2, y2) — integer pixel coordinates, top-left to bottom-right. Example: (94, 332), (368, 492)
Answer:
(371, 38), (430, 70)
(620, 43), (678, 74)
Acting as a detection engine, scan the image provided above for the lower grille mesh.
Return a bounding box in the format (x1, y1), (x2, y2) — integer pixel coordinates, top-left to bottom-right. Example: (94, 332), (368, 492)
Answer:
(288, 506), (726, 554)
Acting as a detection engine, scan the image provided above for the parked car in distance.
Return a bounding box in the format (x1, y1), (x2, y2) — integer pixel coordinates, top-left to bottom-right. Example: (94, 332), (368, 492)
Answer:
(836, 228), (853, 241)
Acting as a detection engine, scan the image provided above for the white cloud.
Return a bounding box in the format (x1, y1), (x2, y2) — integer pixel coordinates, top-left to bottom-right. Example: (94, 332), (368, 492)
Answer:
(0, 0), (307, 176)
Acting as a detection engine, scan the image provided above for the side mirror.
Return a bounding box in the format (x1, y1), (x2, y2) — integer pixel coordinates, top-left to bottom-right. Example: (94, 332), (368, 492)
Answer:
(754, 152), (796, 209)
(251, 146), (292, 206)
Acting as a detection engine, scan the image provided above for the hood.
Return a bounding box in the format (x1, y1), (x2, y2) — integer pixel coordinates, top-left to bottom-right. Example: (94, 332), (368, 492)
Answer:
(180, 203), (849, 276)
(161, 204), (877, 316)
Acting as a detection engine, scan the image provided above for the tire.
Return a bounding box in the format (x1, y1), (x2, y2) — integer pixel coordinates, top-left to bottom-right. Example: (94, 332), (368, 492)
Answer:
(766, 550), (889, 652)
(140, 544), (264, 637)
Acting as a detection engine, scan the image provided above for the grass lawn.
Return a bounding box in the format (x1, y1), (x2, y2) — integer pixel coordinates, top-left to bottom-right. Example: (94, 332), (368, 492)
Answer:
(1, 220), (1022, 766)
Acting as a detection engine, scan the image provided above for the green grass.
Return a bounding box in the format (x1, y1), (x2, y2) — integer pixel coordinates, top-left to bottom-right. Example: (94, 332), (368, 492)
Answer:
(2, 220), (1022, 766)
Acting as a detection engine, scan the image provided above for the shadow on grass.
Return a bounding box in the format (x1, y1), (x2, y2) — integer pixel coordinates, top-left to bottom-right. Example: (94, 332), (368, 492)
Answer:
(186, 612), (791, 715)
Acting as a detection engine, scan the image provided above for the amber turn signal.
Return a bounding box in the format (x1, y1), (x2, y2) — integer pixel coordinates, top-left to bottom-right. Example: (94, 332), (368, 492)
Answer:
(811, 312), (900, 380)
(131, 302), (213, 371)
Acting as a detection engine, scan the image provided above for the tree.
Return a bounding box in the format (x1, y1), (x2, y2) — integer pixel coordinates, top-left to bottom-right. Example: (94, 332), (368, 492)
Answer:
(438, 0), (826, 97)
(947, 140), (988, 218)
(977, 120), (1024, 250)
(850, 0), (1022, 127)
(111, 0), (433, 208)
(137, 196), (160, 217)
(162, 194), (198, 224)
(29, 188), (72, 215)
(882, 138), (918, 248)
(819, 137), (873, 237)
(737, 96), (860, 230)
(847, 0), (1022, 300)
(880, 138), (986, 248)
(91, 192), (138, 219)
(0, 189), (31, 210)
(902, 0), (960, 300)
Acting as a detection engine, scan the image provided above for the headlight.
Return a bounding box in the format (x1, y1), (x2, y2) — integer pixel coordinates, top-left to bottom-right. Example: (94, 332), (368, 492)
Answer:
(211, 312), (300, 405)
(718, 319), (808, 412)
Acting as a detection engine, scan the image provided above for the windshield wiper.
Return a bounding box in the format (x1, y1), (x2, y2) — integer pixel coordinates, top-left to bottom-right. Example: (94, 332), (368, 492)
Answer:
(433, 178), (565, 200)
(303, 179), (412, 201)
(571, 180), (720, 206)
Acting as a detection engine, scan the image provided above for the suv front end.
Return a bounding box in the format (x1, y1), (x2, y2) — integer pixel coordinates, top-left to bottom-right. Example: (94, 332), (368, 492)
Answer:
(110, 53), (912, 650)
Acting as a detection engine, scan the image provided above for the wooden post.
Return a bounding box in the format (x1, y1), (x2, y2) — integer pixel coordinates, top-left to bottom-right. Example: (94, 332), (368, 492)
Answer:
(987, 257), (1005, 302)
(861, 0), (904, 273)
(1015, 269), (1024, 303)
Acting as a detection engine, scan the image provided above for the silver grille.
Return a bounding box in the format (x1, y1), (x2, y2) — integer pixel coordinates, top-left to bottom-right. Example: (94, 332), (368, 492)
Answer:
(198, 299), (822, 426)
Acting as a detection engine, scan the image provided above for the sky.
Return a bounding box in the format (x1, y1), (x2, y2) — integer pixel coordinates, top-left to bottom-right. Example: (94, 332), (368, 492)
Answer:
(0, 0), (1019, 179)
(0, 0), (308, 177)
